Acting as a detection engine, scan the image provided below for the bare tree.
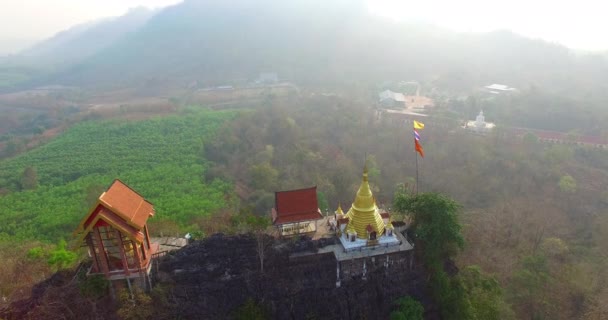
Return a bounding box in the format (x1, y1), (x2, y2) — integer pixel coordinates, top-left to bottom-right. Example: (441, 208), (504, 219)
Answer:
(245, 214), (275, 274)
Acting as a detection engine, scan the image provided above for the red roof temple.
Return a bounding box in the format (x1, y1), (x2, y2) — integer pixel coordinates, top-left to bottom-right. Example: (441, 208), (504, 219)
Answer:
(271, 186), (323, 236)
(74, 179), (158, 289)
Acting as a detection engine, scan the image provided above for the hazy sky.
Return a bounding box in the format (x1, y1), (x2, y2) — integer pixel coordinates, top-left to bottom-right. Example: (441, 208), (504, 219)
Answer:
(0, 0), (182, 55)
(369, 0), (607, 51)
(0, 0), (606, 55)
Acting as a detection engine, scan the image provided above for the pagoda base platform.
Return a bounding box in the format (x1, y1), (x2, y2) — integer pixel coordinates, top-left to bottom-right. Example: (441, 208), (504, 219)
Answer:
(338, 233), (401, 253)
(306, 231), (413, 262)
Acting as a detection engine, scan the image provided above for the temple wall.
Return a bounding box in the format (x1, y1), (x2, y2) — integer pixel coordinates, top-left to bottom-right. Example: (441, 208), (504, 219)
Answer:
(339, 250), (413, 281)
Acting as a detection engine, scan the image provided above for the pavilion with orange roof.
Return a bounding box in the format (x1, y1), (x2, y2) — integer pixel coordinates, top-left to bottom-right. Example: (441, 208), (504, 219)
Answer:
(74, 179), (158, 289)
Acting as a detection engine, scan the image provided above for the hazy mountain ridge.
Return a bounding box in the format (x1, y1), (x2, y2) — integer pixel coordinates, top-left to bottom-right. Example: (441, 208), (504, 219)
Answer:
(5, 7), (157, 69)
(5, 0), (608, 96)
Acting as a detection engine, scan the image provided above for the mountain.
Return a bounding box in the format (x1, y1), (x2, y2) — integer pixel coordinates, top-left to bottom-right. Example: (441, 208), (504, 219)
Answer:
(52, 0), (370, 87)
(6, 0), (608, 96)
(11, 7), (157, 68)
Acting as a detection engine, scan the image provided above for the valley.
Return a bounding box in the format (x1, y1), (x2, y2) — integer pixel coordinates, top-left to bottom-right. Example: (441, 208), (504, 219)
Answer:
(1, 1), (608, 319)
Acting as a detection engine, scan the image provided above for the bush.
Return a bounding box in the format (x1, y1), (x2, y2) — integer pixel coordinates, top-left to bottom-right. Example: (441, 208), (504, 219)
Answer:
(79, 274), (109, 298)
(390, 296), (424, 320)
(233, 298), (268, 320)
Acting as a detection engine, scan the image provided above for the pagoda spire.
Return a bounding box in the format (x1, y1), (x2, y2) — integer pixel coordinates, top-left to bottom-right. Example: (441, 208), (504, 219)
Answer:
(345, 165), (385, 239)
(335, 202), (344, 215)
(353, 166), (374, 212)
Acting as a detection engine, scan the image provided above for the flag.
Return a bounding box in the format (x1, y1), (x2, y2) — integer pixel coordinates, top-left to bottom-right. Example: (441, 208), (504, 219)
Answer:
(414, 130), (421, 141)
(415, 139), (425, 158)
(413, 120), (425, 130)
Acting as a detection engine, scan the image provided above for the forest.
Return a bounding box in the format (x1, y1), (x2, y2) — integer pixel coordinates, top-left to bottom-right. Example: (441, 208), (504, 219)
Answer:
(1, 86), (607, 318)
(201, 93), (608, 320)
(0, 0), (607, 317)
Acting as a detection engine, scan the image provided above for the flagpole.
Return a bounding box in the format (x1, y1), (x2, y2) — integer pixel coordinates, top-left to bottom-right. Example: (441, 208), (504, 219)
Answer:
(412, 120), (424, 195)
(415, 148), (419, 194)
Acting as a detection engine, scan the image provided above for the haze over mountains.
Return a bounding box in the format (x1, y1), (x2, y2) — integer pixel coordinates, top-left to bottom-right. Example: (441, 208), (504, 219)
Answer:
(1, 0), (607, 96)
(17, 7), (157, 68)
(4, 2), (608, 319)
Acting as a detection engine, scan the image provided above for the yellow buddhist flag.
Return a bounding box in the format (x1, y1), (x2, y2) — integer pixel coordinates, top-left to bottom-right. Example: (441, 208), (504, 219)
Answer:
(413, 120), (425, 129)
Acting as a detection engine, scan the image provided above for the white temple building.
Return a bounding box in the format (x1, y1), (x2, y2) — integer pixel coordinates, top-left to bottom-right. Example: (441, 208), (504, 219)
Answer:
(483, 83), (517, 95)
(465, 110), (496, 133)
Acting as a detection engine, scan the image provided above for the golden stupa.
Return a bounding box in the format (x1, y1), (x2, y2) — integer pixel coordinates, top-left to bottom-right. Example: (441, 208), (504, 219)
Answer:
(335, 203), (344, 216)
(345, 165), (386, 238)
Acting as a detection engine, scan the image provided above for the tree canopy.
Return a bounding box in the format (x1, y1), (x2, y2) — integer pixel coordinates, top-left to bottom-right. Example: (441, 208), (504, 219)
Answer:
(393, 191), (465, 268)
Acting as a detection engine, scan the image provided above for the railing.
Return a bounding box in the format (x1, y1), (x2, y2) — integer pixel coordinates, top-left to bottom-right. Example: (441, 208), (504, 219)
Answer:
(152, 250), (168, 260)
(151, 250), (168, 276)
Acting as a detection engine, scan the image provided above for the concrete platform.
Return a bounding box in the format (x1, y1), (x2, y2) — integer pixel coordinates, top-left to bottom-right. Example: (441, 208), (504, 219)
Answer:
(296, 231), (414, 262)
(151, 237), (189, 252)
(338, 233), (400, 252)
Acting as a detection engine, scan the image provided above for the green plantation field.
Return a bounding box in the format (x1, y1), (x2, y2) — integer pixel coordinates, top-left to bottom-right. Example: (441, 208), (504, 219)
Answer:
(0, 108), (237, 242)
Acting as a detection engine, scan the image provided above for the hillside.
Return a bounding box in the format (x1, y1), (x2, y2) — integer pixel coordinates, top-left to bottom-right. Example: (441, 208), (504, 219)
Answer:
(0, 7), (156, 90)
(19, 7), (156, 68)
(1, 0), (601, 98)
(1, 94), (608, 319)
(1, 2), (608, 319)
(0, 108), (236, 242)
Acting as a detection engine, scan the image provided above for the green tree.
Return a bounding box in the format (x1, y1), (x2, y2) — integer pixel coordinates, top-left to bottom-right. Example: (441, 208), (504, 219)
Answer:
(390, 296), (424, 320)
(317, 191), (329, 214)
(4, 138), (21, 157)
(393, 191), (464, 268)
(366, 154), (381, 180)
(394, 191), (470, 320)
(27, 246), (45, 260)
(509, 255), (551, 319)
(79, 274), (110, 298)
(83, 184), (106, 208)
(558, 175), (577, 193)
(522, 132), (539, 146)
(249, 162), (279, 191)
(432, 271), (472, 320)
(47, 240), (77, 271)
(461, 265), (514, 320)
(21, 166), (38, 190)
(233, 298), (268, 320)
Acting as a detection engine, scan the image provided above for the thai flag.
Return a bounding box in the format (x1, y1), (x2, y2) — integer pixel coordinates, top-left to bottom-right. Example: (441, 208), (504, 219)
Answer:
(414, 130), (421, 141)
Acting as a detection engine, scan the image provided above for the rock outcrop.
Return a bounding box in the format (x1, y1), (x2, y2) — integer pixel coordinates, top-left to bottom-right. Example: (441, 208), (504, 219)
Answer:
(156, 233), (438, 319)
(1, 233), (439, 319)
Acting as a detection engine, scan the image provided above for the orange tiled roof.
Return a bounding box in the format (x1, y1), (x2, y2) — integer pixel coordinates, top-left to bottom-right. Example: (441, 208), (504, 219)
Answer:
(99, 179), (154, 229)
(76, 206), (145, 244)
(74, 179), (154, 238)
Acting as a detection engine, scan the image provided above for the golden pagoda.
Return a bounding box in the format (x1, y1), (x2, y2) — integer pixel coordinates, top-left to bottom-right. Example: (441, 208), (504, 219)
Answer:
(335, 203), (344, 216)
(344, 165), (386, 239)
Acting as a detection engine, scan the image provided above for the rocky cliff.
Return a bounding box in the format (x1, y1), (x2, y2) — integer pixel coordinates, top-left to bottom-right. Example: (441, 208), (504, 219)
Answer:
(155, 233), (438, 319)
(1, 233), (438, 319)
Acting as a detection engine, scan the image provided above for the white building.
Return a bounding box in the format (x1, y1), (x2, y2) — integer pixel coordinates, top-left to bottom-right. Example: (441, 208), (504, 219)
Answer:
(483, 84), (517, 95)
(465, 110), (496, 133)
(378, 90), (406, 108)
